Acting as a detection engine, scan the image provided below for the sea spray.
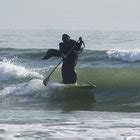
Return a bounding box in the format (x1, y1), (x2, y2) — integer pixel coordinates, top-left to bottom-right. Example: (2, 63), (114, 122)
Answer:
(0, 58), (43, 81)
(0, 79), (46, 96)
(0, 79), (64, 96)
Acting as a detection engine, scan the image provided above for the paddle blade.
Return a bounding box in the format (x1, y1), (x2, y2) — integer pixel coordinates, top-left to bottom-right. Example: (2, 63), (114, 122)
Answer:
(43, 77), (50, 86)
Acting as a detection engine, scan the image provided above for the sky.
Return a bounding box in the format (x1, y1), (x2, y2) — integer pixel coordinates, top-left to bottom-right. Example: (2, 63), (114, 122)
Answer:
(0, 0), (140, 30)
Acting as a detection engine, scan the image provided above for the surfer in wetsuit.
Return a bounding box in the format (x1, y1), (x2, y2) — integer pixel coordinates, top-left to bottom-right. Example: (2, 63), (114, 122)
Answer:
(42, 34), (84, 84)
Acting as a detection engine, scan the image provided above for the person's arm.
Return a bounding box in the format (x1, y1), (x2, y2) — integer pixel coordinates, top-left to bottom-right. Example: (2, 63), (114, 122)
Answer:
(75, 37), (84, 53)
(42, 49), (61, 60)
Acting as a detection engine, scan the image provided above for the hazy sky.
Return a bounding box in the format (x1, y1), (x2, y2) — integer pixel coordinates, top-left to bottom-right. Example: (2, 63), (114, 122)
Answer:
(0, 0), (140, 30)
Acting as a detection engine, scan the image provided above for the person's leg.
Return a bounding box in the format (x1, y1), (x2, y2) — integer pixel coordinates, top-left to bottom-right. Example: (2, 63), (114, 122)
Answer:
(70, 67), (77, 83)
(61, 65), (77, 84)
(61, 65), (68, 83)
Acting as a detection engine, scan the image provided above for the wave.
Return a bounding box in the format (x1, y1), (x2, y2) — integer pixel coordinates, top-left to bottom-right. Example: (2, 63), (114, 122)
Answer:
(2, 47), (140, 64)
(0, 58), (43, 81)
(0, 47), (45, 60)
(107, 49), (140, 62)
(0, 79), (65, 97)
(20, 67), (140, 92)
(0, 48), (110, 69)
(0, 67), (140, 112)
(0, 79), (46, 96)
(1, 58), (139, 91)
(0, 48), (140, 67)
(74, 68), (140, 91)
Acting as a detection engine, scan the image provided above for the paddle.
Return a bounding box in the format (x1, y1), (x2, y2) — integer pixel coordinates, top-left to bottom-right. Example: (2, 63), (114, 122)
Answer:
(43, 37), (84, 86)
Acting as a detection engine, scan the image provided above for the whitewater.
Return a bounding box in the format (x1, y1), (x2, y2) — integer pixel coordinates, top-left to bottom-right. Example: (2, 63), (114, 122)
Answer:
(0, 30), (140, 139)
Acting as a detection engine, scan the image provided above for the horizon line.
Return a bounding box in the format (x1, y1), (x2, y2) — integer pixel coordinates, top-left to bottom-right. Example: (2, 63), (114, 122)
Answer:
(0, 28), (140, 32)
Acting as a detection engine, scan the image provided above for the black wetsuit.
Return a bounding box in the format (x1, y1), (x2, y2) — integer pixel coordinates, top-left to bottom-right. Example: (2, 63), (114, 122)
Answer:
(42, 39), (82, 84)
(59, 39), (82, 84)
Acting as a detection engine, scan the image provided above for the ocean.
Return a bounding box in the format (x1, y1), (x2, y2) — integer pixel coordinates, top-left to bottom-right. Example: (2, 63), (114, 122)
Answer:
(0, 30), (140, 139)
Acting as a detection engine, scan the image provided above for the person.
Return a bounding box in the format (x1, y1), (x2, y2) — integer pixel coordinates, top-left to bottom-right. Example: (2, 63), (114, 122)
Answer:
(42, 34), (84, 84)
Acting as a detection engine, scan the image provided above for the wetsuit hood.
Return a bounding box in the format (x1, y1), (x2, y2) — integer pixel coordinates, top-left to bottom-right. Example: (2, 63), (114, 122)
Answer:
(62, 34), (70, 43)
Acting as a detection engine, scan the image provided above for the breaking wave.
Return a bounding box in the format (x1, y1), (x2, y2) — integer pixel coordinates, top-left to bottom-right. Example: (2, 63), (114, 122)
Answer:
(0, 58), (43, 81)
(107, 49), (140, 62)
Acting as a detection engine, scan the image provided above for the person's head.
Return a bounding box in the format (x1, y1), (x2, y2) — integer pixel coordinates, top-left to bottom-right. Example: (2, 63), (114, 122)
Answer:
(62, 34), (70, 43)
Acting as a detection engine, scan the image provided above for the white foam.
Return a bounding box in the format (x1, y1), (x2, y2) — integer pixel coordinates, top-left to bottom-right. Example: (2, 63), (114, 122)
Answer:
(0, 79), (63, 96)
(107, 49), (140, 62)
(0, 59), (43, 81)
(1, 79), (47, 96)
(1, 111), (140, 139)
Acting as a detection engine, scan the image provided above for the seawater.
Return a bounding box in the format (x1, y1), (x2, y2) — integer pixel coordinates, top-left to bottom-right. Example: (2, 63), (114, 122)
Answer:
(0, 30), (140, 139)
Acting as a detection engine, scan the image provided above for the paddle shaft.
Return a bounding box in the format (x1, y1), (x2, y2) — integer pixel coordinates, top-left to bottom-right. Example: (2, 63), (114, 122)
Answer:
(46, 59), (63, 80)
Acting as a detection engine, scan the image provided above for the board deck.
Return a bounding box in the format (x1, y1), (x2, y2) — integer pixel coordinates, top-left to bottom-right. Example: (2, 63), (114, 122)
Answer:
(63, 84), (96, 90)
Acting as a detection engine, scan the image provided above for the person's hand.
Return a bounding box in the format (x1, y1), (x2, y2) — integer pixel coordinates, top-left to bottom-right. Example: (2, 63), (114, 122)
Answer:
(62, 53), (66, 59)
(79, 37), (83, 43)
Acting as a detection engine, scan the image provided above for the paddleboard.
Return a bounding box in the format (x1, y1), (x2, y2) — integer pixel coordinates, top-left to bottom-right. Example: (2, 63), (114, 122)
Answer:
(48, 83), (96, 101)
(63, 84), (96, 90)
